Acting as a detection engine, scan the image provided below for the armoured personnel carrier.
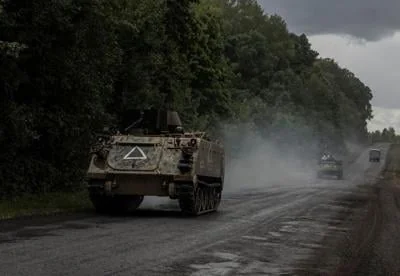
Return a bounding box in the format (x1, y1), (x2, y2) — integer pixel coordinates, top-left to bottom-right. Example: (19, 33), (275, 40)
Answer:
(86, 109), (225, 216)
(317, 155), (343, 180)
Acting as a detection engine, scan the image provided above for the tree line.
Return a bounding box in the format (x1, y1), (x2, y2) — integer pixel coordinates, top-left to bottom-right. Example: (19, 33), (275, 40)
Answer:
(0, 0), (373, 198)
(369, 127), (400, 143)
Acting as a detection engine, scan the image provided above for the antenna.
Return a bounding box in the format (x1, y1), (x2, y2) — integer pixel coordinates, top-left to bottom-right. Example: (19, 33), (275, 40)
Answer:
(124, 111), (144, 132)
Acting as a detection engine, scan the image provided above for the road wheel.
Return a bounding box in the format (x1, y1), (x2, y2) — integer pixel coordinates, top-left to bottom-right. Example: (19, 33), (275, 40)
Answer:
(178, 183), (222, 215)
(130, 195), (144, 210)
(89, 193), (110, 214)
(213, 188), (222, 210)
(178, 183), (201, 215)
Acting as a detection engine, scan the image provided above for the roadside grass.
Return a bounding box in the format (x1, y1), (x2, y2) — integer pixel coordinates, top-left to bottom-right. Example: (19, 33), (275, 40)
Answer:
(0, 190), (93, 220)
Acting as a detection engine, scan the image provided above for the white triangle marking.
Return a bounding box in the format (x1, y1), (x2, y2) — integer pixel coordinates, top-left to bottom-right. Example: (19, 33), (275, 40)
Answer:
(123, 146), (147, 160)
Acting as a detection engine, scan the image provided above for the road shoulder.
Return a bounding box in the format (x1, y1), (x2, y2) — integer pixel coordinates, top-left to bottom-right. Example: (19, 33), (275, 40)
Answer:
(296, 144), (400, 275)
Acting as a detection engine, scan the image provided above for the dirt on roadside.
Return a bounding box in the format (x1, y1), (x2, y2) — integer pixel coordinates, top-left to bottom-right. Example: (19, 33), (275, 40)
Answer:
(296, 144), (400, 276)
(351, 144), (400, 276)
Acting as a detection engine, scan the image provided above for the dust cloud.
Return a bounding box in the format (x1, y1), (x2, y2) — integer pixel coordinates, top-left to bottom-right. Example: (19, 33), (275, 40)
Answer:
(140, 121), (320, 209)
(344, 139), (364, 156)
(140, 119), (342, 209)
(220, 123), (318, 193)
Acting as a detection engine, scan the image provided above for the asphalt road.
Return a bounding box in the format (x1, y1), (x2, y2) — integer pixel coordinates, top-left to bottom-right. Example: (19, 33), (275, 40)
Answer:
(0, 143), (390, 276)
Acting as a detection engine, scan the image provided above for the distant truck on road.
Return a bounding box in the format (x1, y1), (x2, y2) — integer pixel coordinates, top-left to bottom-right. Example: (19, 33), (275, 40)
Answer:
(369, 149), (381, 162)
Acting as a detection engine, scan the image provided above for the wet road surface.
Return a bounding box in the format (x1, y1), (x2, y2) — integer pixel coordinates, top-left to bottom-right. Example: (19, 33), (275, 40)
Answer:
(0, 144), (390, 275)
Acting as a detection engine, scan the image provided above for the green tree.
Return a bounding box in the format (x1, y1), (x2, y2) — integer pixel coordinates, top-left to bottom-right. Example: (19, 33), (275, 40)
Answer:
(0, 0), (376, 198)
(0, 0), (121, 196)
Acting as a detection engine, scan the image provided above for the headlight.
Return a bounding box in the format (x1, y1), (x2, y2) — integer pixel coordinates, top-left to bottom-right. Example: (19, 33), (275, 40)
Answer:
(190, 138), (197, 147)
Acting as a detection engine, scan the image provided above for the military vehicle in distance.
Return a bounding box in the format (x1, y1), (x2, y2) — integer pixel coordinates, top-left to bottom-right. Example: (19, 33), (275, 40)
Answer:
(317, 154), (343, 180)
(369, 148), (381, 162)
(86, 109), (225, 216)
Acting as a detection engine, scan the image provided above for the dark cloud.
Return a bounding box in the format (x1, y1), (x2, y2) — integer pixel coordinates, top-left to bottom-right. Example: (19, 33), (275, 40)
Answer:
(259, 0), (400, 41)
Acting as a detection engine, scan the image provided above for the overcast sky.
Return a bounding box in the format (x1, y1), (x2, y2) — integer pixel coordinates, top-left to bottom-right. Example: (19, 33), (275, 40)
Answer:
(258, 0), (400, 132)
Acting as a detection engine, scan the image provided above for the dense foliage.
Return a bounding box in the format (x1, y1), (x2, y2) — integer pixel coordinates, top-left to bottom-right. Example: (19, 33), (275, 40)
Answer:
(0, 0), (373, 198)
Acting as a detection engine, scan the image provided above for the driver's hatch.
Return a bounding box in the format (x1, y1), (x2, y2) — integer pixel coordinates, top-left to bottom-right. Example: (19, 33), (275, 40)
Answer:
(107, 141), (164, 171)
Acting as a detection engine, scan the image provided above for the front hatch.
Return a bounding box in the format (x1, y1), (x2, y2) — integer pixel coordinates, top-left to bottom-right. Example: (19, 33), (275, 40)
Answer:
(107, 142), (164, 171)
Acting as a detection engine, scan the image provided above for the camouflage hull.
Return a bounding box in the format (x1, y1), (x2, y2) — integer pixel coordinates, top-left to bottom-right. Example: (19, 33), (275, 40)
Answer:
(86, 133), (224, 215)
